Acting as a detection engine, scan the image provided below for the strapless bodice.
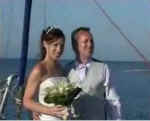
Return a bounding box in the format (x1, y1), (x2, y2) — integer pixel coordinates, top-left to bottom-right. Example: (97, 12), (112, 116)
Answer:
(38, 76), (68, 120)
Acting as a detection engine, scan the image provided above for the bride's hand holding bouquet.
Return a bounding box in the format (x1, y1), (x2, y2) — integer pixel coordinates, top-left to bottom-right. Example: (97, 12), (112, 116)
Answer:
(42, 80), (81, 120)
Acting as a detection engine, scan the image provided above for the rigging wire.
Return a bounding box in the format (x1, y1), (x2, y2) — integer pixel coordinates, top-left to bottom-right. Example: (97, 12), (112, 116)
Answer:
(43, 0), (47, 28)
(93, 0), (150, 68)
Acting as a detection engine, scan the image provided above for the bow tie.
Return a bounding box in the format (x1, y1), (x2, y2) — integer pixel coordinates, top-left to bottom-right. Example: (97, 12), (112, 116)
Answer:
(78, 64), (89, 69)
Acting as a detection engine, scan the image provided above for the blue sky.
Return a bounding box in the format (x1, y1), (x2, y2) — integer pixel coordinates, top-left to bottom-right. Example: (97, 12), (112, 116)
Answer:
(0, 0), (150, 61)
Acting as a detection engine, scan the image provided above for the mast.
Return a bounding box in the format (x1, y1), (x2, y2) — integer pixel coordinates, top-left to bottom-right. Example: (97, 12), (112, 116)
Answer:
(18, 0), (32, 86)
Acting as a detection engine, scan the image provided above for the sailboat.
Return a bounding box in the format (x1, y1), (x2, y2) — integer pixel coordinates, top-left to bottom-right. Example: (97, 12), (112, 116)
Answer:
(0, 0), (149, 119)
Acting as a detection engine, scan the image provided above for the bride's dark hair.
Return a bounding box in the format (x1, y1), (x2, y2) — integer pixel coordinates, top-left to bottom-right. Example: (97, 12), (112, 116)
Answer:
(40, 26), (65, 60)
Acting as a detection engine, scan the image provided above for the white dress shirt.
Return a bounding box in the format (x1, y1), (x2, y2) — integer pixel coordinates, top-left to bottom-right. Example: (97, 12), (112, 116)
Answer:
(75, 60), (122, 120)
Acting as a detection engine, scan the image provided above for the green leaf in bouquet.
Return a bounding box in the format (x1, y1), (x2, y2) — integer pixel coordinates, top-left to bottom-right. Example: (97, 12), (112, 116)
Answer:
(44, 94), (54, 104)
(55, 94), (67, 106)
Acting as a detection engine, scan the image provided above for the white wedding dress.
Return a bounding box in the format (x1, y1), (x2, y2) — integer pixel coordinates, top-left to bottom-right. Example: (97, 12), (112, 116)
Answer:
(38, 76), (68, 120)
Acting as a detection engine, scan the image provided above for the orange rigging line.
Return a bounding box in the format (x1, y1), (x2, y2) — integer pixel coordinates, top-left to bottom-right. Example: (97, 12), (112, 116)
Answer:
(93, 0), (150, 68)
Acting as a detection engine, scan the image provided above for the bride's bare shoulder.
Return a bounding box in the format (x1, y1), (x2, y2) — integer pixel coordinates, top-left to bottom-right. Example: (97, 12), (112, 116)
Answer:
(29, 62), (47, 79)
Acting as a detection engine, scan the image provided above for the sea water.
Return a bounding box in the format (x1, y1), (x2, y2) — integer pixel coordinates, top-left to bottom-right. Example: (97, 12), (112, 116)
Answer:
(0, 59), (150, 120)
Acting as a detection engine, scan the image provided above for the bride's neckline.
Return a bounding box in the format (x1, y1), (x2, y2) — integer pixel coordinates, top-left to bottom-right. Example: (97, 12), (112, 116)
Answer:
(41, 76), (66, 82)
(40, 76), (67, 86)
(45, 76), (65, 79)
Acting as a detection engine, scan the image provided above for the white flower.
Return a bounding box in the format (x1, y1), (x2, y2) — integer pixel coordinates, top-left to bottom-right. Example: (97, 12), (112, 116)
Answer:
(59, 87), (63, 94)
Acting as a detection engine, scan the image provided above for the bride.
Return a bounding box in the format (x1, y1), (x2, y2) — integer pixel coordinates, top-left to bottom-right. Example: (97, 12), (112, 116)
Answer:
(23, 26), (68, 120)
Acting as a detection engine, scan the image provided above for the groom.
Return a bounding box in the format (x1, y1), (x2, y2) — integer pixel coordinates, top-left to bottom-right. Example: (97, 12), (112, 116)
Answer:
(65, 27), (121, 120)
(33, 27), (121, 120)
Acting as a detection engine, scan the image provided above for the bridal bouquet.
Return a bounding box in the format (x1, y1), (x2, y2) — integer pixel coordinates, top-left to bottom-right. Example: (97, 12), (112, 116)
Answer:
(43, 80), (81, 120)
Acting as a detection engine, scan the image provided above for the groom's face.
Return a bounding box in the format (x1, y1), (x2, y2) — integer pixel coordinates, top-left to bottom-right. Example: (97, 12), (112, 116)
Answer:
(77, 31), (93, 59)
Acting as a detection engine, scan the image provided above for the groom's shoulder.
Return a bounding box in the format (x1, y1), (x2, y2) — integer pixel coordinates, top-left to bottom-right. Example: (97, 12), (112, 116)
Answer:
(64, 60), (75, 74)
(92, 58), (108, 67)
(92, 58), (103, 63)
(92, 58), (109, 69)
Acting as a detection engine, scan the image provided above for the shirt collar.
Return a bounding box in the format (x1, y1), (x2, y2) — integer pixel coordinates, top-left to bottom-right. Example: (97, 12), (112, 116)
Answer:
(75, 58), (92, 69)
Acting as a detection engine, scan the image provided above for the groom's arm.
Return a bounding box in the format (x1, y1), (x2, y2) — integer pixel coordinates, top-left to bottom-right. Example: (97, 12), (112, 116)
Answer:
(104, 64), (122, 120)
